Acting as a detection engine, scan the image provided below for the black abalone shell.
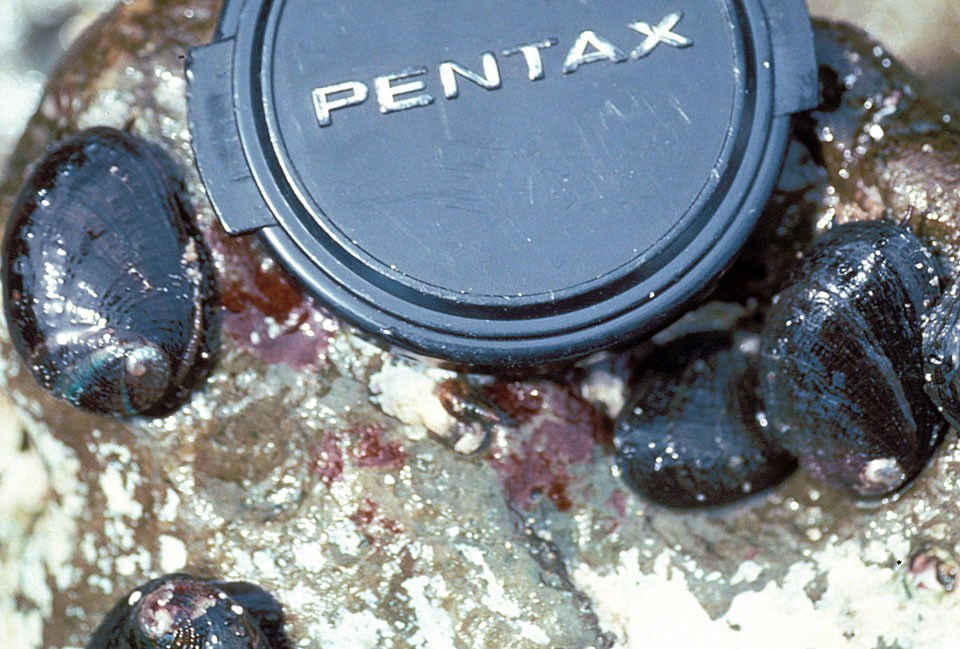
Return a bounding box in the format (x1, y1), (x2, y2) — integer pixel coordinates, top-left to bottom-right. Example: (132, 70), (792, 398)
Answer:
(760, 220), (944, 496)
(85, 574), (287, 649)
(2, 127), (218, 416)
(614, 330), (796, 508)
(923, 280), (960, 430)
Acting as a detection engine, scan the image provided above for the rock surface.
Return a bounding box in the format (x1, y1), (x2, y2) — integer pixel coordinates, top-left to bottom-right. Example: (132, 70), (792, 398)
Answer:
(3, 3), (960, 648)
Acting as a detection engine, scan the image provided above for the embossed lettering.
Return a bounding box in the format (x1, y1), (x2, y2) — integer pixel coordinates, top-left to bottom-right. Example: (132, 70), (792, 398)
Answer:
(312, 81), (369, 127)
(311, 12), (694, 127)
(627, 11), (693, 59)
(439, 53), (503, 99)
(375, 67), (435, 114)
(562, 30), (628, 74)
(502, 39), (558, 81)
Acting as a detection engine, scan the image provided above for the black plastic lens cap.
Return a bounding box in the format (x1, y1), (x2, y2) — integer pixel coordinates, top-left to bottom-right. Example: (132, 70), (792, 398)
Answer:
(187, 0), (818, 367)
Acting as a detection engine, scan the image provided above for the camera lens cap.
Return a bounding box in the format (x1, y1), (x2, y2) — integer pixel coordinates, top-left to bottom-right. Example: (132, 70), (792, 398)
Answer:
(187, 0), (817, 367)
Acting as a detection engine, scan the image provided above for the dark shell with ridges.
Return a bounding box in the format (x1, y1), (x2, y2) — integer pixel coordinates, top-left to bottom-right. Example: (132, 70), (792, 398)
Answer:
(85, 574), (287, 649)
(2, 127), (218, 416)
(760, 220), (944, 496)
(923, 280), (960, 429)
(614, 330), (796, 508)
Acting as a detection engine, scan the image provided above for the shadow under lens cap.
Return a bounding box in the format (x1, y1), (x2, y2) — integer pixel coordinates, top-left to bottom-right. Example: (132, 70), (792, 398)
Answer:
(187, 0), (818, 367)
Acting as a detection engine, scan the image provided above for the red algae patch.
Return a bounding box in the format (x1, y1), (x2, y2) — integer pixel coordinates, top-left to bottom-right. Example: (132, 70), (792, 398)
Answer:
(482, 381), (546, 424)
(207, 228), (338, 369)
(352, 425), (407, 470)
(309, 424), (407, 487)
(607, 489), (628, 518)
(350, 498), (404, 547)
(309, 431), (345, 487)
(485, 382), (611, 512)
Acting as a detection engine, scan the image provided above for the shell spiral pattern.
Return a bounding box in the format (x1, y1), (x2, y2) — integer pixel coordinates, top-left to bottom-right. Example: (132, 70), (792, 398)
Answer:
(1, 127), (218, 416)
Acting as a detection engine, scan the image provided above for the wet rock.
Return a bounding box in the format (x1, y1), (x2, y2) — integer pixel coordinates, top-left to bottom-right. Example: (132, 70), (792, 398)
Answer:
(806, 20), (960, 274)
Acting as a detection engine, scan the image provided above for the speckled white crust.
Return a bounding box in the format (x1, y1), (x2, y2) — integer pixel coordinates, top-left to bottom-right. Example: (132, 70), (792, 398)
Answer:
(573, 537), (960, 649)
(0, 392), (83, 649)
(0, 400), (49, 649)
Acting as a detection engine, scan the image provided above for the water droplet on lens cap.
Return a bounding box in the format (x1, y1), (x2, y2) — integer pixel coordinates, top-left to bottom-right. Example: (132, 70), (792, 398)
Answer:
(187, 0), (818, 367)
